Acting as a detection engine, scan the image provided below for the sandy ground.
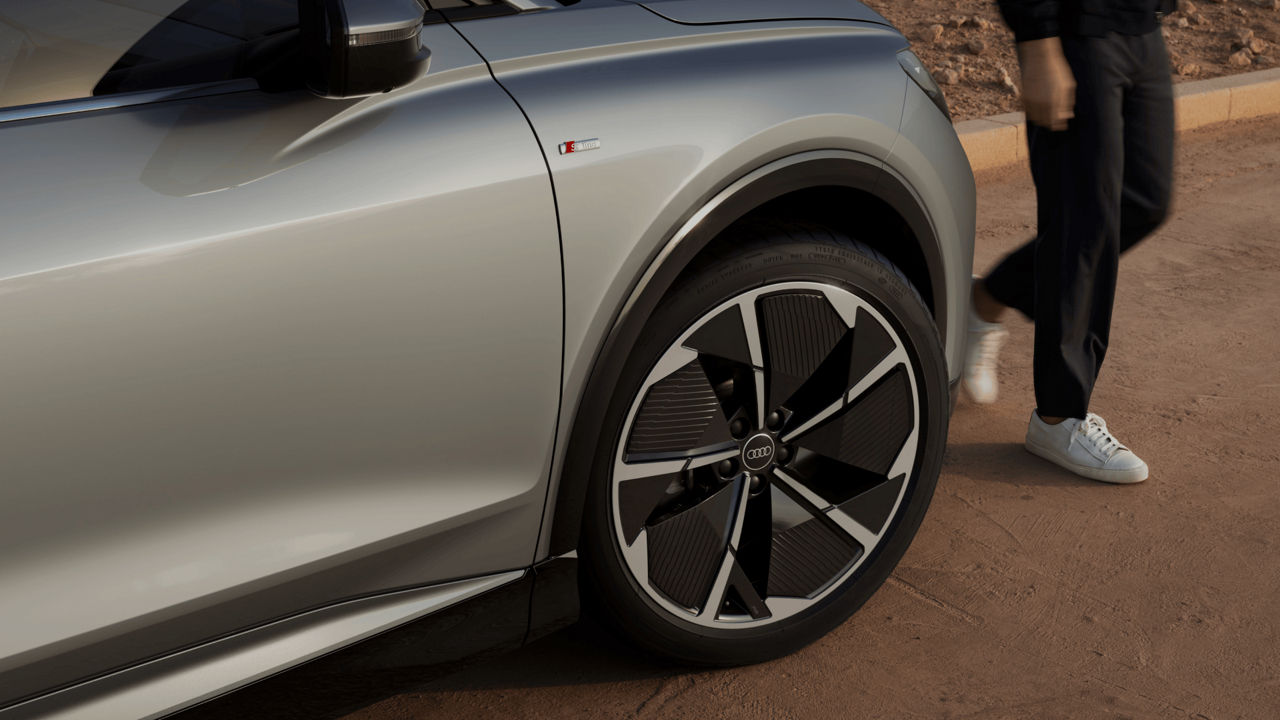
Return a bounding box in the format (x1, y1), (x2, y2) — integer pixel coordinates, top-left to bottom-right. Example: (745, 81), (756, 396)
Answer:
(185, 116), (1280, 720)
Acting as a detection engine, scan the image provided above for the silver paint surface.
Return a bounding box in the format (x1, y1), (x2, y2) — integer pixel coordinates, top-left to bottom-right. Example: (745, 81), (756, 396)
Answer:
(0, 23), (560, 706)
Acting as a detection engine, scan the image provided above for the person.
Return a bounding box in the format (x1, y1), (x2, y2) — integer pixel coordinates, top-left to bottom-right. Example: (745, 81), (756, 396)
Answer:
(965, 0), (1177, 484)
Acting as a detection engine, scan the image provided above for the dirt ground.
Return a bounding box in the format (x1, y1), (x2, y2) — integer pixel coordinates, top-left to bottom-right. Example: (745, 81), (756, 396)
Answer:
(317, 115), (1280, 720)
(863, 0), (1280, 120)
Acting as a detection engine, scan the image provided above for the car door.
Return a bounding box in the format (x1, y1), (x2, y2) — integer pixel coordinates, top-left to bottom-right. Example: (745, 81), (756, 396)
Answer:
(0, 0), (561, 707)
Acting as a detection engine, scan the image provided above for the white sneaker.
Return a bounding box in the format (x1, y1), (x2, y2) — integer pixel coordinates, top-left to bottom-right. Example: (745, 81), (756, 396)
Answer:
(1025, 412), (1149, 484)
(964, 298), (1007, 405)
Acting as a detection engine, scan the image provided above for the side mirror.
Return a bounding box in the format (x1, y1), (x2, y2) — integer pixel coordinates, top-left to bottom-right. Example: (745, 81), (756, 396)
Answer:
(300, 0), (431, 98)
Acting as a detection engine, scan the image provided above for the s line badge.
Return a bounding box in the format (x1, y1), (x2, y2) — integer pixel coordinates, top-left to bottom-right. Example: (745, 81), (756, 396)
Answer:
(558, 138), (600, 155)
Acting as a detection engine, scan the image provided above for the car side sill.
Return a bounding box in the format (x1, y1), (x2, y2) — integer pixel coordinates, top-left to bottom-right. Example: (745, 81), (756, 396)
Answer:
(2, 570), (524, 720)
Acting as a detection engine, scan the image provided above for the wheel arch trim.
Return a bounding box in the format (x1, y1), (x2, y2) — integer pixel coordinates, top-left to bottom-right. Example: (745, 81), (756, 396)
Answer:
(546, 149), (946, 557)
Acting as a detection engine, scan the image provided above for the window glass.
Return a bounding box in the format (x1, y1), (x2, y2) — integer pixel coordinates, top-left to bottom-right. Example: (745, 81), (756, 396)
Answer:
(0, 0), (298, 109)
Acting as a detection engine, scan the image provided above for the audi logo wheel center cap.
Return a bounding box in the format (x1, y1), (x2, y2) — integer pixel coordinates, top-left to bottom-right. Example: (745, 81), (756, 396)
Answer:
(741, 433), (777, 471)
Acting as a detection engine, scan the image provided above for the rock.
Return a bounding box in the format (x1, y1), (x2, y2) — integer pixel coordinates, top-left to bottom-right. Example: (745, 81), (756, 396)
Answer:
(1228, 48), (1255, 65)
(971, 16), (992, 30)
(1176, 16), (1190, 27)
(939, 68), (961, 85)
(967, 38), (988, 55)
(1176, 62), (1202, 76)
(1192, 13), (1210, 25)
(951, 15), (968, 28)
(999, 66), (1020, 96)
(1234, 27), (1255, 46)
(926, 23), (945, 43)
(1234, 6), (1250, 16)
(1256, 54), (1275, 66)
(1248, 37), (1269, 53)
(1184, 0), (1198, 13)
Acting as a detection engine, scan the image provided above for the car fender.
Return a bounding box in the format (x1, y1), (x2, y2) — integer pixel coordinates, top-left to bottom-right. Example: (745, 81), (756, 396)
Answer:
(542, 149), (946, 558)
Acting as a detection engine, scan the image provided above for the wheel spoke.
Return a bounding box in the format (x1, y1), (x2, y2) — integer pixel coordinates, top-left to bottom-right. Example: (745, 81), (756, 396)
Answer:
(615, 448), (738, 545)
(779, 430), (911, 543)
(642, 476), (746, 612)
(845, 347), (910, 406)
(765, 468), (862, 598)
(725, 551), (772, 620)
(776, 457), (906, 548)
(738, 298), (768, 428)
(616, 446), (738, 483)
(831, 474), (907, 540)
(773, 468), (873, 548)
(771, 467), (831, 513)
(777, 397), (843, 445)
(732, 474), (774, 607)
(779, 344), (908, 444)
(698, 476), (760, 619)
(826, 503), (880, 551)
(786, 364), (916, 481)
(676, 301), (764, 440)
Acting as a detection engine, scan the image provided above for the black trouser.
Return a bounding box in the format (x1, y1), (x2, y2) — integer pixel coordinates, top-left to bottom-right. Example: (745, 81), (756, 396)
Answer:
(984, 29), (1174, 419)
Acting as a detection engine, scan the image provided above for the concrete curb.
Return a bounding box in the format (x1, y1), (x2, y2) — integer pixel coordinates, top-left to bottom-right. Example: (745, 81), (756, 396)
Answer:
(956, 67), (1280, 172)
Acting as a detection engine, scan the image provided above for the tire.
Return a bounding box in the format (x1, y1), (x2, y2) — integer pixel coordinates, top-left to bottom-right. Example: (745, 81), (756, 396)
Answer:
(579, 221), (950, 665)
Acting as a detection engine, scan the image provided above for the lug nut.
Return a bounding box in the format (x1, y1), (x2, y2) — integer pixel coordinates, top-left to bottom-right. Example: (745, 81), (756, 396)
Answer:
(766, 411), (783, 430)
(776, 446), (792, 464)
(749, 474), (764, 492)
(717, 459), (737, 477)
(730, 418), (749, 438)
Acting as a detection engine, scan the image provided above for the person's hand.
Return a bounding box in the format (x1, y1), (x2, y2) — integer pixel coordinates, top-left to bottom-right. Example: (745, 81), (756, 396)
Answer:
(1018, 37), (1076, 131)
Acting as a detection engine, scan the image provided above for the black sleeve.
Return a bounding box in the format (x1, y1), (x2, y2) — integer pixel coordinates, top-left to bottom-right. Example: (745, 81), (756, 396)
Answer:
(996, 0), (1061, 42)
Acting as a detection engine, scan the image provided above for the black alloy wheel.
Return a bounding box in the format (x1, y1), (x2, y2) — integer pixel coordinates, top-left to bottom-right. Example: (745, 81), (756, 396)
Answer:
(580, 223), (949, 664)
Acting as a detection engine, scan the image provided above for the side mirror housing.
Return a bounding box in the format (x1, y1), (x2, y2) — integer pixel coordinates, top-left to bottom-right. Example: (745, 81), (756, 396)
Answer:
(300, 0), (431, 98)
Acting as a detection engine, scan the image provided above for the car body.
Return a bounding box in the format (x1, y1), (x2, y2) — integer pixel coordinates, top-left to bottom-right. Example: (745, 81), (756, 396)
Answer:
(0, 0), (975, 717)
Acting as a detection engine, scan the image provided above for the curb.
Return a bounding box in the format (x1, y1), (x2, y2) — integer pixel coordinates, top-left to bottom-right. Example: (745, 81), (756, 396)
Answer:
(956, 67), (1280, 172)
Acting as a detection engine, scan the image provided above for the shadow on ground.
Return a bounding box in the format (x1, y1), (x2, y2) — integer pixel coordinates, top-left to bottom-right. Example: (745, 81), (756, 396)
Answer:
(175, 617), (677, 720)
(944, 440), (1109, 488)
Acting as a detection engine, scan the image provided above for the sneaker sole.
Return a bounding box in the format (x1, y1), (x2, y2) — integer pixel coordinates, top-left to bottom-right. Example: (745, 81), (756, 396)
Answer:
(1025, 438), (1149, 484)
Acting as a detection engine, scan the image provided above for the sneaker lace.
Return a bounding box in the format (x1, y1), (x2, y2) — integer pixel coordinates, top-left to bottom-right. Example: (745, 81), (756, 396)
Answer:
(1079, 413), (1124, 458)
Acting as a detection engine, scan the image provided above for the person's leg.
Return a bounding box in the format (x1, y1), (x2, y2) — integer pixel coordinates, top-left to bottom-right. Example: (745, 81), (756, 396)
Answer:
(965, 38), (1104, 406)
(1074, 31), (1174, 383)
(1030, 33), (1127, 422)
(964, 86), (1066, 404)
(1020, 32), (1152, 484)
(980, 239), (1036, 322)
(1118, 30), (1175, 257)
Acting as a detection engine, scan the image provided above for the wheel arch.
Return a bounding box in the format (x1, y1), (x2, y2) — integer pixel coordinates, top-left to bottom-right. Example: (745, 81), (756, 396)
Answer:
(547, 151), (947, 557)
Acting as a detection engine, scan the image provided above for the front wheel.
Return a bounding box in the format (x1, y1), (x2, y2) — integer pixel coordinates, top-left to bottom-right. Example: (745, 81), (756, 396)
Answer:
(580, 222), (950, 665)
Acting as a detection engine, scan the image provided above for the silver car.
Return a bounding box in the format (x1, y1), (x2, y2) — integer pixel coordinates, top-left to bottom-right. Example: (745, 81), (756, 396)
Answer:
(0, 0), (975, 717)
